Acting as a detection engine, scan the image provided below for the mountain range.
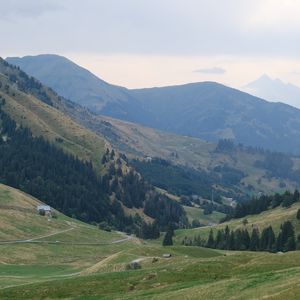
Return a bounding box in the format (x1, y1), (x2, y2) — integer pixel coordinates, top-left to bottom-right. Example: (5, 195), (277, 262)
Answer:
(7, 54), (300, 154)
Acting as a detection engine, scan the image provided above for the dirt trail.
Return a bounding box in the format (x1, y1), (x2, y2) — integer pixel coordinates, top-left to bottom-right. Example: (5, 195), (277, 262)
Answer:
(0, 227), (75, 244)
(80, 251), (123, 275)
(0, 228), (136, 246)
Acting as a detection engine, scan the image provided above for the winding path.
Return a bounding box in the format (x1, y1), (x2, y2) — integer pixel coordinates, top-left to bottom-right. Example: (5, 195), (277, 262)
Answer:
(0, 228), (133, 245)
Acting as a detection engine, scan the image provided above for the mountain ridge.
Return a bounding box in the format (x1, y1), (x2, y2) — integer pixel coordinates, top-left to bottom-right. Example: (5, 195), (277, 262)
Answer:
(7, 54), (300, 154)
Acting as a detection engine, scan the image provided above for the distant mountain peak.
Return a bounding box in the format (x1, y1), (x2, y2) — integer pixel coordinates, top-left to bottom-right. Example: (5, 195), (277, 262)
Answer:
(258, 74), (272, 81)
(243, 75), (300, 109)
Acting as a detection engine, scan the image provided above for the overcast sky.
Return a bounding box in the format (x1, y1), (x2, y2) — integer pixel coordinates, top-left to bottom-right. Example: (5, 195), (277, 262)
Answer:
(1, 0), (300, 89)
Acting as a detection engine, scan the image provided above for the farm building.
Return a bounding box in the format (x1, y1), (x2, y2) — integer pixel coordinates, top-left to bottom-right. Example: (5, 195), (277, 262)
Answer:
(37, 205), (52, 216)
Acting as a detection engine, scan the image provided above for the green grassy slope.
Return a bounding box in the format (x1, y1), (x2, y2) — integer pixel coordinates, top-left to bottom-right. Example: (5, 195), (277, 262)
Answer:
(176, 202), (300, 241)
(0, 183), (122, 242)
(183, 205), (225, 226)
(0, 72), (107, 172)
(0, 183), (132, 288)
(2, 247), (300, 299)
(2, 183), (300, 299)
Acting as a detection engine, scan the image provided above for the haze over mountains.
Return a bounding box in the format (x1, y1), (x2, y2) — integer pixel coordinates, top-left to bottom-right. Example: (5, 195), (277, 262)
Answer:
(243, 74), (300, 109)
(7, 54), (300, 154)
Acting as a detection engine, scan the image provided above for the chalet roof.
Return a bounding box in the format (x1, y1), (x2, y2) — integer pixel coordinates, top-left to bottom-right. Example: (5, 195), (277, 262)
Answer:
(37, 205), (51, 211)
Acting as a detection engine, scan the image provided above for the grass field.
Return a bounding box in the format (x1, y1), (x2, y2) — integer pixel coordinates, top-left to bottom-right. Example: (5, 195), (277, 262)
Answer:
(2, 248), (300, 299)
(183, 205), (225, 225)
(2, 184), (300, 299)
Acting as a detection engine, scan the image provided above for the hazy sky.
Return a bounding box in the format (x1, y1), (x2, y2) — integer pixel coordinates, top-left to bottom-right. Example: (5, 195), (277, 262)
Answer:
(1, 0), (300, 89)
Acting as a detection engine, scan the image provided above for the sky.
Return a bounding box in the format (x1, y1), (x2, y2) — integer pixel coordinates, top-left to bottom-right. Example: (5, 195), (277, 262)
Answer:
(1, 0), (300, 90)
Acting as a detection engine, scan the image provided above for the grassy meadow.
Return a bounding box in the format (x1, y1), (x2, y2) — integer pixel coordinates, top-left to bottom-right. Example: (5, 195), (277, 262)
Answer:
(1, 183), (300, 299)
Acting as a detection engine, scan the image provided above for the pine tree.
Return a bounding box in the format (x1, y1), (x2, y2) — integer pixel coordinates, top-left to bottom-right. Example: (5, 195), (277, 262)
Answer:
(249, 228), (260, 251)
(162, 227), (174, 246)
(229, 231), (235, 250)
(206, 229), (215, 248)
(293, 190), (300, 202)
(260, 227), (268, 251)
(276, 232), (283, 252)
(278, 221), (295, 252)
(286, 236), (296, 251)
(234, 229), (243, 250)
(224, 225), (230, 250)
(242, 229), (250, 250)
(215, 230), (225, 249)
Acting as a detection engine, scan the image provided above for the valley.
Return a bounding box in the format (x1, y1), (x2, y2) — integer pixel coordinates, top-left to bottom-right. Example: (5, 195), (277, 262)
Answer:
(1, 56), (300, 299)
(3, 2), (300, 299)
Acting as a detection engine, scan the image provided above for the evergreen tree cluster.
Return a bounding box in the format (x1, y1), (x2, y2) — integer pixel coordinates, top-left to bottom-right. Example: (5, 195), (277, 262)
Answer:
(0, 103), (129, 226)
(132, 157), (215, 198)
(137, 221), (160, 239)
(215, 139), (236, 153)
(183, 221), (297, 252)
(101, 153), (188, 231)
(255, 152), (293, 179)
(162, 226), (174, 246)
(144, 194), (187, 231)
(225, 190), (300, 221)
(132, 157), (247, 205)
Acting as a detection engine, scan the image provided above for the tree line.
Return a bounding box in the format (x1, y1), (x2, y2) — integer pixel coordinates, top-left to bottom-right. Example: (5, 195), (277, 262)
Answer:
(223, 190), (300, 222)
(182, 220), (297, 252)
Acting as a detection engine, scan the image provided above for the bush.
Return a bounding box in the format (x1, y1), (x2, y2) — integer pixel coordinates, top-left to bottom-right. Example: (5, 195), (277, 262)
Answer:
(126, 261), (141, 270)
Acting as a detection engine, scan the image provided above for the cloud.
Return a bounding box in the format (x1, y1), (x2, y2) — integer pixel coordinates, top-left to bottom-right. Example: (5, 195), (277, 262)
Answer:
(1, 0), (300, 57)
(194, 67), (226, 74)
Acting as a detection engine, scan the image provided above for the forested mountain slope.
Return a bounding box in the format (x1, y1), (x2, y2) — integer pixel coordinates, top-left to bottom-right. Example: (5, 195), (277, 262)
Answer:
(0, 58), (187, 233)
(56, 107), (300, 201)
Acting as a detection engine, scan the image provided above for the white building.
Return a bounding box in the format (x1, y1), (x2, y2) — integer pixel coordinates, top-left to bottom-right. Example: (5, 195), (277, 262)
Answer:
(37, 205), (51, 213)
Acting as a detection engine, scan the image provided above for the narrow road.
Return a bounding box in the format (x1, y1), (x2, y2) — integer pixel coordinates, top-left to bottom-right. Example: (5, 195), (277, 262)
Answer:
(0, 227), (75, 245)
(0, 228), (133, 246)
(25, 227), (75, 242)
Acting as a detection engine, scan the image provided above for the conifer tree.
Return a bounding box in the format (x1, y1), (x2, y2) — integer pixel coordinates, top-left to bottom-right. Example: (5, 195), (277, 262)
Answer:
(162, 227), (174, 246)
(249, 228), (260, 251)
(224, 225), (230, 249)
(229, 231), (235, 250)
(277, 221), (295, 252)
(206, 229), (215, 248)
